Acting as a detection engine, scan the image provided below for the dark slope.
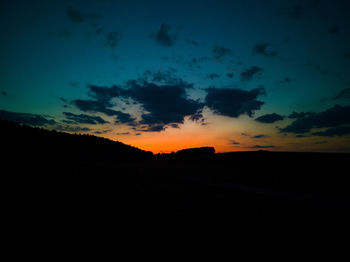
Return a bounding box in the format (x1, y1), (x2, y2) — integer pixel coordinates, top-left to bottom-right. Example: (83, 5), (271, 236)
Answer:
(1, 119), (153, 161)
(1, 119), (349, 232)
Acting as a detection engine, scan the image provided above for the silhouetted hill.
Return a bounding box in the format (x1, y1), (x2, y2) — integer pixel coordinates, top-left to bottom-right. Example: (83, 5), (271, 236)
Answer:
(155, 146), (215, 160)
(1, 119), (153, 162)
(1, 118), (350, 234)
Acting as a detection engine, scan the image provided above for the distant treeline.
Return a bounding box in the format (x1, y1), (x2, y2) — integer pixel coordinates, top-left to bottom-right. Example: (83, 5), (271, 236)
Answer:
(1, 119), (153, 162)
(1, 119), (220, 162)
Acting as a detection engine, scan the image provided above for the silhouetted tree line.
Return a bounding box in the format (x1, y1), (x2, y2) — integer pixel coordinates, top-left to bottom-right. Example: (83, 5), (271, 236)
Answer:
(155, 147), (215, 160)
(1, 119), (153, 162)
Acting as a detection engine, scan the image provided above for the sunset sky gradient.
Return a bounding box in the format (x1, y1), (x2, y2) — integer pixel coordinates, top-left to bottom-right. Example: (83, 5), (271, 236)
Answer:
(1, 0), (350, 153)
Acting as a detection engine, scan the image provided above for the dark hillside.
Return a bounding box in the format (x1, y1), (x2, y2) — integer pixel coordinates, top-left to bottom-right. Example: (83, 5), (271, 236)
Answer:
(1, 119), (153, 162)
(1, 119), (349, 233)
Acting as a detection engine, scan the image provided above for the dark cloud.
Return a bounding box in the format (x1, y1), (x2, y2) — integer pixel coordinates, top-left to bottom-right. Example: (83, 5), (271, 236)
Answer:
(288, 111), (313, 119)
(287, 1), (323, 19)
(136, 124), (166, 132)
(252, 43), (276, 57)
(87, 84), (123, 105)
(72, 77), (202, 132)
(66, 6), (99, 23)
(333, 88), (350, 100)
(208, 73), (220, 80)
(114, 111), (136, 124)
(282, 77), (291, 83)
(72, 98), (136, 125)
(94, 129), (111, 135)
(0, 110), (56, 126)
(231, 140), (240, 145)
(145, 69), (184, 85)
(72, 99), (121, 116)
(154, 24), (176, 47)
(255, 113), (283, 123)
(212, 45), (232, 61)
(281, 105), (350, 134)
(227, 73), (234, 78)
(105, 32), (122, 48)
(1, 91), (6, 96)
(55, 124), (91, 132)
(186, 39), (199, 46)
(189, 111), (204, 122)
(125, 80), (202, 130)
(205, 87), (266, 118)
(116, 132), (130, 135)
(311, 126), (350, 137)
(252, 134), (269, 139)
(240, 66), (263, 81)
(63, 112), (108, 124)
(69, 81), (80, 88)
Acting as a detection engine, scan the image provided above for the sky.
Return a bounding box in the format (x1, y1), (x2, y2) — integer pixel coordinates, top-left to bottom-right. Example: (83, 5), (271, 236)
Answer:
(1, 0), (350, 153)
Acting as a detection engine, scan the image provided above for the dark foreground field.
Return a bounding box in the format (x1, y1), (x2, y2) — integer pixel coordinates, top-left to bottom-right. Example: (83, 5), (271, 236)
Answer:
(2, 120), (349, 233)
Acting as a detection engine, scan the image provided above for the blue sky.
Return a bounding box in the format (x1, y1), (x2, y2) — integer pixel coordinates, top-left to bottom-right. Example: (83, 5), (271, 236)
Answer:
(1, 0), (350, 152)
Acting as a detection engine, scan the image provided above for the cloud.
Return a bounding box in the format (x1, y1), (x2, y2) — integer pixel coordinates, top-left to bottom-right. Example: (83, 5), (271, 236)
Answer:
(231, 140), (240, 145)
(188, 111), (204, 122)
(282, 77), (292, 83)
(227, 73), (234, 78)
(63, 112), (108, 124)
(311, 126), (350, 137)
(252, 134), (269, 139)
(281, 105), (350, 134)
(255, 113), (283, 123)
(124, 80), (202, 130)
(55, 124), (91, 132)
(0, 110), (56, 126)
(94, 129), (111, 135)
(154, 24), (176, 47)
(73, 77), (203, 132)
(212, 45), (232, 61)
(87, 84), (123, 105)
(186, 39), (199, 46)
(333, 88), (350, 100)
(208, 73), (220, 80)
(72, 99), (121, 116)
(1, 91), (6, 96)
(240, 66), (263, 81)
(144, 69), (184, 85)
(205, 87), (266, 118)
(116, 132), (130, 135)
(105, 32), (122, 48)
(252, 43), (276, 57)
(288, 111), (313, 119)
(114, 111), (136, 124)
(66, 6), (99, 23)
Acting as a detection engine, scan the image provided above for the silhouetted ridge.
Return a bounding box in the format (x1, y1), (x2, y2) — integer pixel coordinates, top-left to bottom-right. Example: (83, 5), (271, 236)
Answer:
(155, 146), (215, 160)
(176, 147), (215, 158)
(0, 119), (152, 161)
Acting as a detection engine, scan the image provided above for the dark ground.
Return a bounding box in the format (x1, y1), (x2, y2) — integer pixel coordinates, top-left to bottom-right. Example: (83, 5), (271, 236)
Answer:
(2, 120), (349, 235)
